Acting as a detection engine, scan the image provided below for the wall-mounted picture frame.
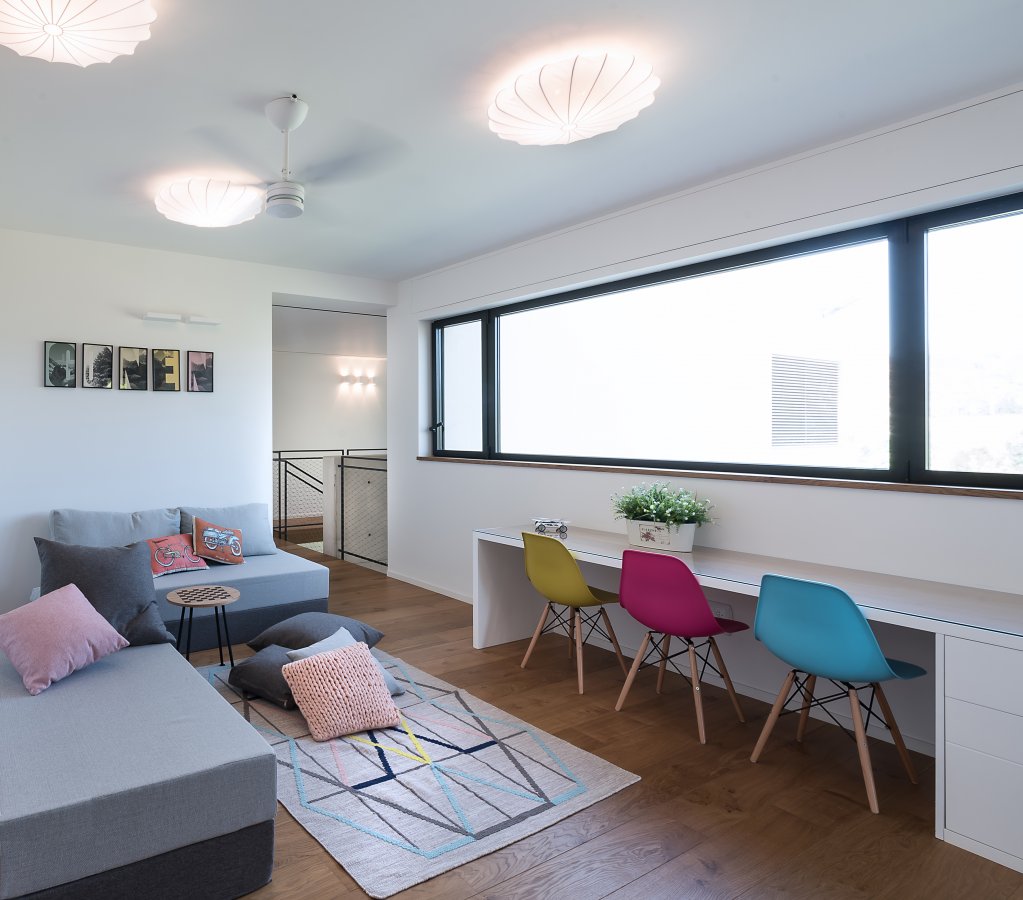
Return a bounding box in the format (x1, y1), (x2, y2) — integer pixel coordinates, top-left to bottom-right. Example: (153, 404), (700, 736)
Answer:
(82, 343), (113, 389)
(187, 351), (214, 393)
(152, 349), (180, 392)
(44, 341), (76, 388)
(119, 347), (148, 391)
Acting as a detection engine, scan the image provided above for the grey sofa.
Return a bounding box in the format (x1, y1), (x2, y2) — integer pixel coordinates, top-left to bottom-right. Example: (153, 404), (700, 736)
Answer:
(0, 643), (276, 899)
(43, 505), (329, 652)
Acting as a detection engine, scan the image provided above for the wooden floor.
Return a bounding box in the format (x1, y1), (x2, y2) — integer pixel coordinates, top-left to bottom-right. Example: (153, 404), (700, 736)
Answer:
(189, 543), (1023, 900)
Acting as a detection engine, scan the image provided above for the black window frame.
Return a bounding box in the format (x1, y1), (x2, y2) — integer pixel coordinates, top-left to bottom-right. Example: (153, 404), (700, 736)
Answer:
(430, 191), (1023, 491)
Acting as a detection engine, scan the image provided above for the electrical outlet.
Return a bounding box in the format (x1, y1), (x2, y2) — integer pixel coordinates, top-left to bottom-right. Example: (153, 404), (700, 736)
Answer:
(710, 601), (734, 620)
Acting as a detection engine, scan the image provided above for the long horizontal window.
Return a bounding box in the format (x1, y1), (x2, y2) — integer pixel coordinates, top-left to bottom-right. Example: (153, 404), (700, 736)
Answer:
(431, 192), (1023, 490)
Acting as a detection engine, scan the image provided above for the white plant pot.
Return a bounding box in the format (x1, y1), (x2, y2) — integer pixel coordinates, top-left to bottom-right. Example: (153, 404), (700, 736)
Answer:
(626, 520), (696, 552)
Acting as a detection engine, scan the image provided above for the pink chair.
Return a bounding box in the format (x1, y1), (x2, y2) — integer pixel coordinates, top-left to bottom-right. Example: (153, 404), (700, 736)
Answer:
(616, 549), (749, 743)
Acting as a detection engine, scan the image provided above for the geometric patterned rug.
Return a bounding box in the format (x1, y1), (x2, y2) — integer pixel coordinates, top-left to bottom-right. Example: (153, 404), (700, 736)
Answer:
(201, 650), (640, 898)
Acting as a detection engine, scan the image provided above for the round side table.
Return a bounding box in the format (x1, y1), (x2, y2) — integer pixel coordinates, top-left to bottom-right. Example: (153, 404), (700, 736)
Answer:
(166, 585), (240, 666)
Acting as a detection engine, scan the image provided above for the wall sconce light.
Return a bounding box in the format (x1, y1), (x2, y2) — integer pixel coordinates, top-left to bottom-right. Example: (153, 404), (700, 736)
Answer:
(141, 312), (221, 325)
(339, 374), (374, 386)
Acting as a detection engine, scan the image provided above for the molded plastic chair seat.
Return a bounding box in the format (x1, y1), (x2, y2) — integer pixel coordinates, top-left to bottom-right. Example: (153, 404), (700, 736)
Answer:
(711, 617), (748, 635)
(519, 532), (628, 694)
(749, 573), (927, 814)
(887, 658), (927, 680)
(614, 549), (749, 744)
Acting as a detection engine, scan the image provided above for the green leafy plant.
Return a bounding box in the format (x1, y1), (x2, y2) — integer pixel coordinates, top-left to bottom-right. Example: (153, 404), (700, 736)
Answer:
(611, 482), (713, 527)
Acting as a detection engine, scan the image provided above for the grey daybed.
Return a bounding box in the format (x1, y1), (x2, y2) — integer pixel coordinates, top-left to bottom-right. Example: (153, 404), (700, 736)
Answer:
(0, 643), (276, 899)
(43, 504), (329, 651)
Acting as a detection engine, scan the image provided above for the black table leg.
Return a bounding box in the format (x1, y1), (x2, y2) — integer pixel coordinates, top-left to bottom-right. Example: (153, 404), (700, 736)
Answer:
(176, 607), (186, 651)
(221, 606), (235, 667)
(214, 606), (225, 666)
(185, 607), (194, 660)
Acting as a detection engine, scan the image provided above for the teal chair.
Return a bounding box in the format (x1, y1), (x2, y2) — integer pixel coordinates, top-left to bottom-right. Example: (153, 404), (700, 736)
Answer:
(520, 532), (628, 694)
(749, 574), (925, 813)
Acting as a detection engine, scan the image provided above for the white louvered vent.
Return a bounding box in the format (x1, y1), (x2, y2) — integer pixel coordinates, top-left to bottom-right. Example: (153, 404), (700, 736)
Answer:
(771, 355), (838, 446)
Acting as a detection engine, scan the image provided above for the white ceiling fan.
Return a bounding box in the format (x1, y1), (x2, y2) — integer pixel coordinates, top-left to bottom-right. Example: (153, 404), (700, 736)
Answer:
(157, 92), (401, 228)
(264, 93), (309, 218)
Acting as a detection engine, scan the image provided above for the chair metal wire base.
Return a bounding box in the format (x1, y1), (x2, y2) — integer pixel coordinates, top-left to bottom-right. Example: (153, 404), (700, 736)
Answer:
(520, 602), (627, 694)
(615, 630), (745, 744)
(750, 668), (918, 814)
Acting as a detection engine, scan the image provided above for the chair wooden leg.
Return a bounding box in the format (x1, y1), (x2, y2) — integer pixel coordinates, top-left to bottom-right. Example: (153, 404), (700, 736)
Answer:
(751, 670), (795, 763)
(600, 606), (629, 676)
(688, 642), (707, 744)
(874, 683), (918, 785)
(796, 674), (816, 742)
(568, 609), (575, 658)
(709, 637), (745, 723)
(848, 687), (880, 814)
(520, 604), (550, 669)
(575, 608), (585, 694)
(615, 632), (650, 711)
(656, 634), (671, 694)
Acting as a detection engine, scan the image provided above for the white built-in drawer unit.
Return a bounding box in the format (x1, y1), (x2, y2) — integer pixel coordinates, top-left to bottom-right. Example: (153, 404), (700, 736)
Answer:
(943, 634), (1023, 870)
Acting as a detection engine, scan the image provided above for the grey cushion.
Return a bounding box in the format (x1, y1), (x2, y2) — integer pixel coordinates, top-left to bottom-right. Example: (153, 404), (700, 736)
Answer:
(49, 507), (179, 547)
(180, 504), (276, 556)
(228, 645), (296, 709)
(287, 627), (404, 695)
(0, 645), (276, 898)
(35, 538), (174, 646)
(248, 611), (383, 652)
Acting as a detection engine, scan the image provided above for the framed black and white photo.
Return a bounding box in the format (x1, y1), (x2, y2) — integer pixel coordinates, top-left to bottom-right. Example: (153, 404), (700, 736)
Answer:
(82, 343), (114, 389)
(187, 351), (214, 393)
(152, 349), (180, 392)
(118, 347), (148, 391)
(44, 341), (76, 388)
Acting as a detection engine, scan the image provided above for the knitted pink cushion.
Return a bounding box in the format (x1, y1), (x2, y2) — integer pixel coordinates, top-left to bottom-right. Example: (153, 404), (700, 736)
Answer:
(282, 643), (400, 741)
(0, 584), (128, 695)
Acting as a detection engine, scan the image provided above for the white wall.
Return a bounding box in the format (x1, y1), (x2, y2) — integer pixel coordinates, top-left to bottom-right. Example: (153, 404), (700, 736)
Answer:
(387, 85), (1023, 750)
(0, 229), (394, 613)
(272, 351), (386, 451)
(272, 306), (387, 451)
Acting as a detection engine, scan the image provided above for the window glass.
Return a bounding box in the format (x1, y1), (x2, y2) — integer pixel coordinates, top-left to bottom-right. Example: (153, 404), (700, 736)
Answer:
(927, 212), (1023, 474)
(437, 320), (484, 452)
(496, 241), (889, 468)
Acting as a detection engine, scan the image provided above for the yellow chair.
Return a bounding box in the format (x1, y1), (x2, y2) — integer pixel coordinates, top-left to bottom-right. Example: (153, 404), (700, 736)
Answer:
(519, 532), (628, 693)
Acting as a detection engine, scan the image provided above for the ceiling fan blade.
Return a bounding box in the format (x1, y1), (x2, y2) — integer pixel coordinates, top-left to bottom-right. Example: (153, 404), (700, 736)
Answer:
(301, 127), (407, 185)
(190, 125), (269, 181)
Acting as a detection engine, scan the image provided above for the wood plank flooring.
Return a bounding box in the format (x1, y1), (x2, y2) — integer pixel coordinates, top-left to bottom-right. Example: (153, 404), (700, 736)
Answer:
(187, 543), (1023, 899)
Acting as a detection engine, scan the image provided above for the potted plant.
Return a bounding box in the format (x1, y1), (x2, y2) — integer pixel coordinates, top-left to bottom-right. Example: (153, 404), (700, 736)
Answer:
(611, 482), (712, 552)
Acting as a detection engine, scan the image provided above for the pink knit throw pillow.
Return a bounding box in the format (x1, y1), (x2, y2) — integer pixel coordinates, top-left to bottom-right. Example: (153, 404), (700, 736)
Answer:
(0, 584), (129, 695)
(282, 643), (400, 741)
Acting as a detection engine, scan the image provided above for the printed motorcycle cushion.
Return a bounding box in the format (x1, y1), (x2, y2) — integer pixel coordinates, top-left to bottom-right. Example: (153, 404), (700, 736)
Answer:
(146, 533), (208, 577)
(192, 516), (244, 565)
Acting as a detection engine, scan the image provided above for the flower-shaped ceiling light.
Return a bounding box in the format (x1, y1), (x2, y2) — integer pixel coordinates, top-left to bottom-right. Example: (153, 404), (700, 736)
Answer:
(488, 52), (660, 146)
(155, 178), (264, 229)
(0, 0), (157, 66)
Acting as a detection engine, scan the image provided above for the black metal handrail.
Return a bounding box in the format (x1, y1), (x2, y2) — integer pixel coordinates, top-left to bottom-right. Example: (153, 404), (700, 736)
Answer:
(273, 449), (387, 544)
(337, 454), (388, 567)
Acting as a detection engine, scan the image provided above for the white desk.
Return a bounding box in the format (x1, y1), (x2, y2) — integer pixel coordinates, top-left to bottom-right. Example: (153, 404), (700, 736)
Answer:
(473, 525), (1023, 873)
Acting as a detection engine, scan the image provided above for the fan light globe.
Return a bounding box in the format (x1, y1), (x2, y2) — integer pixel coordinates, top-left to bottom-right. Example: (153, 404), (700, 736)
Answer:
(155, 178), (264, 229)
(0, 0), (157, 66)
(488, 52), (660, 146)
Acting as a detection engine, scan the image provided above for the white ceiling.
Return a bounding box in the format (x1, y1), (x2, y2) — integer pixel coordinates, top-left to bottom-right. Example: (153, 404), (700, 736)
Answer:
(4, 1), (1023, 282)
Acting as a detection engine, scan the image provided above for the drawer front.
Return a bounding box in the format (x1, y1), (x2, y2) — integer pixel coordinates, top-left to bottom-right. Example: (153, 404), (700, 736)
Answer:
(946, 743), (1023, 860)
(946, 698), (1023, 766)
(945, 636), (1023, 716)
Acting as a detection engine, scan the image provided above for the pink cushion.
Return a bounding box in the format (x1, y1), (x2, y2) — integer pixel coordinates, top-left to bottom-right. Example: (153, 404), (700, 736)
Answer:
(282, 643), (400, 741)
(0, 584), (129, 695)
